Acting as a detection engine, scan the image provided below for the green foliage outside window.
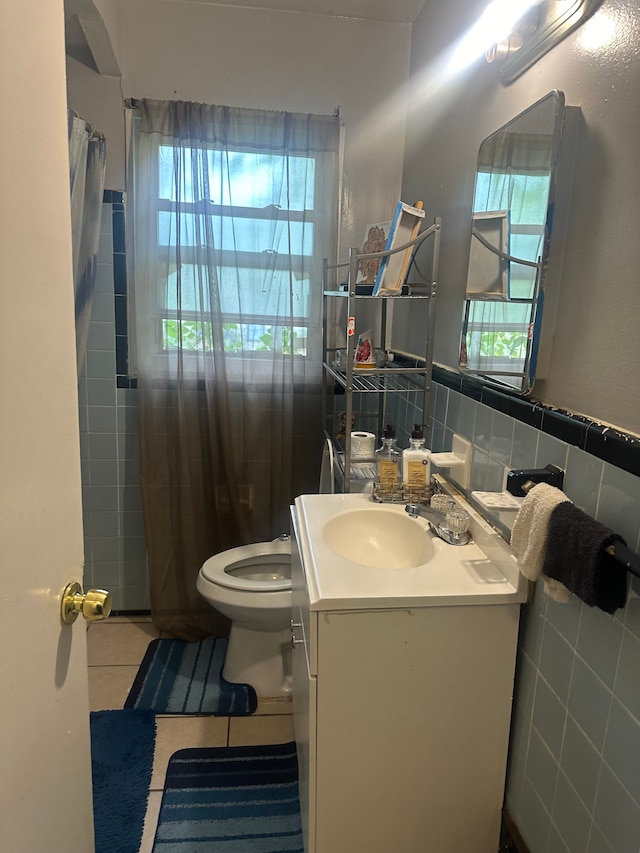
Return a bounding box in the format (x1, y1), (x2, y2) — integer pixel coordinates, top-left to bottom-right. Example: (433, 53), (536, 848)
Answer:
(473, 330), (528, 359)
(163, 320), (305, 355)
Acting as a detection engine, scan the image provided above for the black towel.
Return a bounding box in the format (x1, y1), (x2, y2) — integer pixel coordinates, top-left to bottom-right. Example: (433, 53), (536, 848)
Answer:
(542, 501), (628, 614)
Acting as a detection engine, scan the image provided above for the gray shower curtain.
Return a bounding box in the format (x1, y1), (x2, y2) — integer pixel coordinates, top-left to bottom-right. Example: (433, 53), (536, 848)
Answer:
(130, 99), (340, 640)
(68, 109), (107, 374)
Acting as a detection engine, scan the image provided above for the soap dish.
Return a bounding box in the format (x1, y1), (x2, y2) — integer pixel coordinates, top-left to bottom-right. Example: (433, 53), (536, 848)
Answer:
(471, 491), (523, 512)
(429, 434), (473, 489)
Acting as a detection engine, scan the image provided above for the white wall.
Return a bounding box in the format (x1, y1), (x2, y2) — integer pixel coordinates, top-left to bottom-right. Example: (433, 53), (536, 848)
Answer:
(66, 0), (413, 253)
(402, 0), (640, 436)
(67, 57), (123, 189)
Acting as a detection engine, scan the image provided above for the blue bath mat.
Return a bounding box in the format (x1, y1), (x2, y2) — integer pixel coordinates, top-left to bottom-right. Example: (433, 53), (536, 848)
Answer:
(124, 637), (257, 716)
(90, 709), (156, 853)
(152, 741), (303, 852)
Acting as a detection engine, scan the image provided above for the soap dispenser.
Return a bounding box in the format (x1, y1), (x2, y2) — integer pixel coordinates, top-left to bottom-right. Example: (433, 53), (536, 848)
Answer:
(402, 424), (431, 490)
(375, 423), (402, 491)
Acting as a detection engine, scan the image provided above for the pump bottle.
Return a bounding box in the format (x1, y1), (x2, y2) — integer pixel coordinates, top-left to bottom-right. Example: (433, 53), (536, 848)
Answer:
(402, 424), (431, 489)
(375, 423), (402, 490)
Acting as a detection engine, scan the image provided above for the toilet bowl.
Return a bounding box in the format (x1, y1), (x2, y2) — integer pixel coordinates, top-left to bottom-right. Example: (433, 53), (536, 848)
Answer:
(197, 536), (292, 697)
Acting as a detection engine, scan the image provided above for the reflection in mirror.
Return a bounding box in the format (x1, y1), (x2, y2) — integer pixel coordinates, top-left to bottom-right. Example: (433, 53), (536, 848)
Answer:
(459, 91), (565, 393)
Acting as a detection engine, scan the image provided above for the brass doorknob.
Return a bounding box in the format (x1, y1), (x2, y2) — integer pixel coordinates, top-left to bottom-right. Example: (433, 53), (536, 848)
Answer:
(61, 581), (112, 624)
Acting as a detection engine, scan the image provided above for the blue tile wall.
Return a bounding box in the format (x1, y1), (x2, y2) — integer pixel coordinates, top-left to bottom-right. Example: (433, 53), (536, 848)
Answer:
(78, 192), (147, 611)
(407, 377), (640, 853)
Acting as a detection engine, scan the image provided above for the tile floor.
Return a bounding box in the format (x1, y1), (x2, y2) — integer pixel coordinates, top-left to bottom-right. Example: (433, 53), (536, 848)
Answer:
(87, 615), (294, 853)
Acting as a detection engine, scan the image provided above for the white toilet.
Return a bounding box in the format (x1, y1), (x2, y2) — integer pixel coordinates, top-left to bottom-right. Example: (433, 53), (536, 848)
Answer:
(196, 535), (293, 697)
(197, 443), (340, 697)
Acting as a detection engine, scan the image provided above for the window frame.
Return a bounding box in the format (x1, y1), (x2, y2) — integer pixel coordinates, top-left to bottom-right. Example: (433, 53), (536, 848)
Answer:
(147, 143), (325, 363)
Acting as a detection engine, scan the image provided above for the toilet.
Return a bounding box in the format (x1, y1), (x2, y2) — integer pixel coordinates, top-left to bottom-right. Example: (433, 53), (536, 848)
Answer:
(197, 535), (293, 697)
(197, 442), (340, 697)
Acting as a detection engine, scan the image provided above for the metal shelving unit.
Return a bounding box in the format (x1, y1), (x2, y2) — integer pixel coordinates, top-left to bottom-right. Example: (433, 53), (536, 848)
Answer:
(322, 216), (441, 492)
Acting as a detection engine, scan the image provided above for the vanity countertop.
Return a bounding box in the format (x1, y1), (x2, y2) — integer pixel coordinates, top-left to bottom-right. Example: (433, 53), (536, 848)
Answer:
(293, 490), (528, 611)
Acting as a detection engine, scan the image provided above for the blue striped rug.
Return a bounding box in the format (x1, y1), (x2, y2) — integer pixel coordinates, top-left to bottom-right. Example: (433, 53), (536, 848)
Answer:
(152, 741), (304, 853)
(124, 638), (257, 716)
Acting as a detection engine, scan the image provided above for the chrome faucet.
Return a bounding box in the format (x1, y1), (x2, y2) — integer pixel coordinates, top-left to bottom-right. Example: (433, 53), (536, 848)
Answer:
(405, 502), (471, 546)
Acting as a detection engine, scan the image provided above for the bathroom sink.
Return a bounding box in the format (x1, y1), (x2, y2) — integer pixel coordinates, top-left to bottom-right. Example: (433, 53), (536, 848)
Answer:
(294, 491), (528, 610)
(323, 508), (434, 569)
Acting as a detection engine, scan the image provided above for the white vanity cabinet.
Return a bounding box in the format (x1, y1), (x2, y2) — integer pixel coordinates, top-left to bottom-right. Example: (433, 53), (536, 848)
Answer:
(290, 498), (524, 853)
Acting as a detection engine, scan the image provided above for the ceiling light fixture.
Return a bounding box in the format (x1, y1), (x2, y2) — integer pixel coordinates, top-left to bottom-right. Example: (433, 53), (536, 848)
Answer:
(449, 0), (540, 71)
(486, 0), (605, 83)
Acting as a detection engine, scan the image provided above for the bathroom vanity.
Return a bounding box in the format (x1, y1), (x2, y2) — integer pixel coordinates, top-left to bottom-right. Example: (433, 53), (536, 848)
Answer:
(290, 489), (527, 853)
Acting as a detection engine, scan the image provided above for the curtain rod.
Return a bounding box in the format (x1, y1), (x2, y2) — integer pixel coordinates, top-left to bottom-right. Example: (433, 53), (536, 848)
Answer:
(123, 97), (341, 118)
(70, 108), (105, 142)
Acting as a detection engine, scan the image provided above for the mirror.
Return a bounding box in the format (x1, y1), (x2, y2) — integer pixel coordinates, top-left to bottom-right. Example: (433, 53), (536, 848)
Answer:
(459, 90), (566, 393)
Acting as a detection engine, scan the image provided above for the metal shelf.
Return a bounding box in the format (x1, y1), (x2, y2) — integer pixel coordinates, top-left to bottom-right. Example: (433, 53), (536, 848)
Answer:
(322, 290), (432, 300)
(323, 362), (426, 394)
(322, 215), (441, 492)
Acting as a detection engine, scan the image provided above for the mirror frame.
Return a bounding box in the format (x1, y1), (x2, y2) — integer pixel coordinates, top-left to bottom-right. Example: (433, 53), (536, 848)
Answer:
(460, 90), (567, 395)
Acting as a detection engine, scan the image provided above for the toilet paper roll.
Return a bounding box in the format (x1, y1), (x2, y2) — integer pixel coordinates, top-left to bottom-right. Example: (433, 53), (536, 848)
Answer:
(350, 431), (376, 460)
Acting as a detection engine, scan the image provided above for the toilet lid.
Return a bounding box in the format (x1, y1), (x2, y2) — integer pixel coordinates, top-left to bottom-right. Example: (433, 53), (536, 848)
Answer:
(200, 541), (292, 592)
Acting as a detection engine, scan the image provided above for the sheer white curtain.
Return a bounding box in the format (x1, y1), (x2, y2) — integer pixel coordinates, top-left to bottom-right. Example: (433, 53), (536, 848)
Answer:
(130, 99), (340, 638)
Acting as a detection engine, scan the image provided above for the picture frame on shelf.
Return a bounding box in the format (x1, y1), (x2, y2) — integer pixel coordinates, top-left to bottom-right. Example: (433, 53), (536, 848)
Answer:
(372, 200), (425, 295)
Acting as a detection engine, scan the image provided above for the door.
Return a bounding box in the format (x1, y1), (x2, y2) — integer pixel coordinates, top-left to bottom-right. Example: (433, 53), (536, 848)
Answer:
(0, 2), (96, 852)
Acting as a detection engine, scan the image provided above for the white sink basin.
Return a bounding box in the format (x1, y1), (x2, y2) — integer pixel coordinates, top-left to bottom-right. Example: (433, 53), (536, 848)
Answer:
(323, 508), (434, 569)
(294, 491), (527, 611)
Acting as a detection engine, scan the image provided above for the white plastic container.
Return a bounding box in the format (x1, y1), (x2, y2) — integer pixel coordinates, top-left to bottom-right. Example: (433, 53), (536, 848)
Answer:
(402, 424), (431, 488)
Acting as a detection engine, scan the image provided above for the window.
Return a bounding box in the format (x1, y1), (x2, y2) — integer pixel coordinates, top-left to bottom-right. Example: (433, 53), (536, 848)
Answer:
(130, 102), (340, 378)
(155, 147), (320, 357)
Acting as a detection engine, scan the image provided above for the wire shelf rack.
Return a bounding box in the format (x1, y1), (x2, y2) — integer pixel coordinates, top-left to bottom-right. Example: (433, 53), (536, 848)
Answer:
(323, 363), (426, 394)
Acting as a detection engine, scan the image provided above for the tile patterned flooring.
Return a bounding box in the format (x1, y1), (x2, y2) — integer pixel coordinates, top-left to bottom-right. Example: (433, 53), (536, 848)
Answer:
(88, 615), (294, 853)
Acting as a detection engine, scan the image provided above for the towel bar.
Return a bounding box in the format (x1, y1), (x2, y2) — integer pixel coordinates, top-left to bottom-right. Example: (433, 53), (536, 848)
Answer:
(512, 472), (640, 581)
(506, 464), (564, 497)
(606, 542), (640, 580)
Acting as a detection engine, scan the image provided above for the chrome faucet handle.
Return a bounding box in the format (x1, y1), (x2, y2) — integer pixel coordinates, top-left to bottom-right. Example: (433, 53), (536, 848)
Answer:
(444, 507), (470, 535)
(430, 493), (455, 514)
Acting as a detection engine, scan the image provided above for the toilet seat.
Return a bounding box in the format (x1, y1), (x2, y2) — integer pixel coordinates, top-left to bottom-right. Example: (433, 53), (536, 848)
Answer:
(200, 540), (291, 593)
